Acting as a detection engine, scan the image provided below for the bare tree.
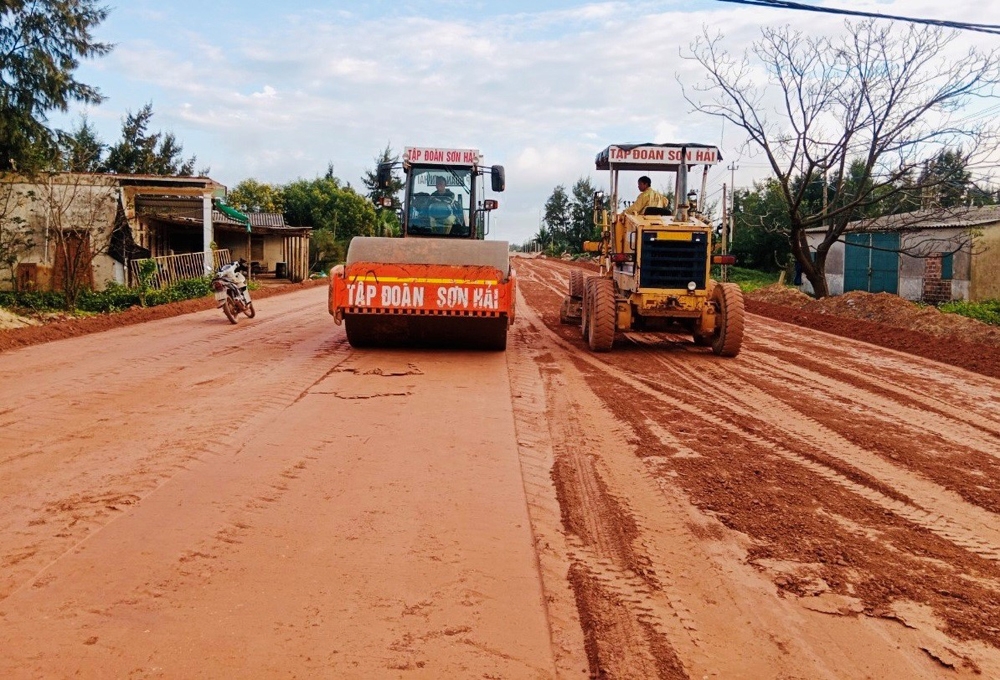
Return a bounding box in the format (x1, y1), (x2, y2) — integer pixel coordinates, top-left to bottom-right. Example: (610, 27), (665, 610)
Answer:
(33, 174), (117, 310)
(684, 19), (1000, 297)
(0, 182), (34, 288)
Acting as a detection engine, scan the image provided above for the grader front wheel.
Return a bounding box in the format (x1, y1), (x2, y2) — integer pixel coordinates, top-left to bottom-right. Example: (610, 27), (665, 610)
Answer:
(710, 282), (745, 357)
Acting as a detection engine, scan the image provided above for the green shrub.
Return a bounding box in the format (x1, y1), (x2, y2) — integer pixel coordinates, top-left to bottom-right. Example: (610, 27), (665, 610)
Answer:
(0, 290), (66, 311)
(711, 266), (782, 292)
(136, 258), (158, 307)
(77, 283), (141, 313)
(2, 277), (214, 316)
(939, 299), (1000, 326)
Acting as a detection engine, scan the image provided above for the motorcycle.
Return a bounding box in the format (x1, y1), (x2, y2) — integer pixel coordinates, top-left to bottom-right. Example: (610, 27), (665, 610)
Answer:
(212, 259), (255, 324)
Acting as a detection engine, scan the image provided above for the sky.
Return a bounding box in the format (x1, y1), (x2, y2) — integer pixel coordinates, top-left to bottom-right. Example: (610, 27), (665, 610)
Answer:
(53, 0), (1000, 245)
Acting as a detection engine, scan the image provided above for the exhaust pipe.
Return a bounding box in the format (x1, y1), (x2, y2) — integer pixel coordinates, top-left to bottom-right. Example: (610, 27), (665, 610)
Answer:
(675, 146), (688, 222)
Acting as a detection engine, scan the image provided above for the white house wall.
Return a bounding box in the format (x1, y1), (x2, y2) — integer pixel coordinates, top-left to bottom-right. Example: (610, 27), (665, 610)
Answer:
(805, 226), (981, 301)
(0, 174), (118, 292)
(801, 235), (844, 296)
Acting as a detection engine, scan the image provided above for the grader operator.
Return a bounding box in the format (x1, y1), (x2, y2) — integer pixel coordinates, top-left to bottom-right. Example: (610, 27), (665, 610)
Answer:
(560, 143), (744, 357)
(328, 146), (514, 350)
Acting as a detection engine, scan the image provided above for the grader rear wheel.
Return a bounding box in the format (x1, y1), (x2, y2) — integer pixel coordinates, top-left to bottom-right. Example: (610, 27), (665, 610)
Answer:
(569, 269), (584, 298)
(581, 276), (595, 340)
(587, 278), (616, 352)
(710, 282), (745, 357)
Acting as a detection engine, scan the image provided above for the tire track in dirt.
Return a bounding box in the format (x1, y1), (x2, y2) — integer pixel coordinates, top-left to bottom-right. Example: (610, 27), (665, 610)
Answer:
(0, 289), (350, 604)
(514, 282), (963, 678)
(519, 259), (1000, 562)
(728, 354), (1000, 515)
(746, 347), (1000, 448)
(749, 330), (1000, 441)
(515, 257), (1000, 675)
(507, 323), (600, 679)
(517, 314), (683, 679)
(507, 276), (696, 677)
(620, 344), (1000, 561)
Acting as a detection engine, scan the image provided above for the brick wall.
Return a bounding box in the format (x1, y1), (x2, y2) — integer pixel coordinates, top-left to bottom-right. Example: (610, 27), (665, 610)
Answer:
(923, 254), (951, 303)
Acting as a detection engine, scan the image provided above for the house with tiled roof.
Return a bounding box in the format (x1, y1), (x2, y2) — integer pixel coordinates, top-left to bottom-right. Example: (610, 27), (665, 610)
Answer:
(1, 172), (312, 293)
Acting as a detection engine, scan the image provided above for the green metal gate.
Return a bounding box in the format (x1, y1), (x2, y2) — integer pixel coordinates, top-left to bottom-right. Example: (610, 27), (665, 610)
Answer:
(844, 232), (899, 294)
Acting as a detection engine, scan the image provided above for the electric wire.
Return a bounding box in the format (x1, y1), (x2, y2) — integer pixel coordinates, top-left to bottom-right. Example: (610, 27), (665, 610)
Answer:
(714, 0), (1000, 35)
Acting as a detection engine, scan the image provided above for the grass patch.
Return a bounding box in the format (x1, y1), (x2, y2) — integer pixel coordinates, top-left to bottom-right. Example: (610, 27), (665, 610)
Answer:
(712, 266), (783, 292)
(939, 299), (1000, 327)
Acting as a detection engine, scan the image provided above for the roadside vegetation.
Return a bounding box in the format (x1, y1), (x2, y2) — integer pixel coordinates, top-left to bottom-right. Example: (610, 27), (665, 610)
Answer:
(0, 278), (214, 316)
(938, 299), (1000, 327)
(719, 266), (781, 293)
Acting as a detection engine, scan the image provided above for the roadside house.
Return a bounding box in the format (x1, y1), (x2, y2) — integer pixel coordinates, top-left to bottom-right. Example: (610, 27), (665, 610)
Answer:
(802, 205), (1000, 302)
(1, 172), (312, 292)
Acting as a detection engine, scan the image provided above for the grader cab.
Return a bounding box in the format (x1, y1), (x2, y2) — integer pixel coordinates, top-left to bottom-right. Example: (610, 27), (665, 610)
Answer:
(561, 143), (744, 357)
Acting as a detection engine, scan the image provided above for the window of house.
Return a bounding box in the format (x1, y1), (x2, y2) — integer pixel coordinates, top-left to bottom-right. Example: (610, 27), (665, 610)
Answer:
(942, 252), (953, 280)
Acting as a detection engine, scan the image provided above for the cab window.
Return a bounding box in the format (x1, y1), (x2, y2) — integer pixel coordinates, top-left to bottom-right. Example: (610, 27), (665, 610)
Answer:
(408, 168), (472, 237)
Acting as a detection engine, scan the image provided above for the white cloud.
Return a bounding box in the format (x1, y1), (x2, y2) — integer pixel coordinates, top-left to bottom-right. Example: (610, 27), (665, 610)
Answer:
(57, 0), (1000, 245)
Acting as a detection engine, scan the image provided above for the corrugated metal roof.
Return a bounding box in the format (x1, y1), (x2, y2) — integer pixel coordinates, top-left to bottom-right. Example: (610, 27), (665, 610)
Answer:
(807, 205), (1000, 233)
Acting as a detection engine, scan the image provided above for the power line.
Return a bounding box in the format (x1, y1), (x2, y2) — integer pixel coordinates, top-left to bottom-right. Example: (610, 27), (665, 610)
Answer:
(715, 0), (1000, 35)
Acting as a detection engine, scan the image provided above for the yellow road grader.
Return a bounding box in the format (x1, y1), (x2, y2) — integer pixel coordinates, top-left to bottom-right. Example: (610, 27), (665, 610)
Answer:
(561, 143), (744, 356)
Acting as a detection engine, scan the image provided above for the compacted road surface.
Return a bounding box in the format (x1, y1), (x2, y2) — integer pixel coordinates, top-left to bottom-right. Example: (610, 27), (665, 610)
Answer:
(2, 260), (1000, 678)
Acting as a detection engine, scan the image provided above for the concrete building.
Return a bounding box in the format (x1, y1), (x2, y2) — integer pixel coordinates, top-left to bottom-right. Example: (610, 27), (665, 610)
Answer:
(803, 206), (1000, 302)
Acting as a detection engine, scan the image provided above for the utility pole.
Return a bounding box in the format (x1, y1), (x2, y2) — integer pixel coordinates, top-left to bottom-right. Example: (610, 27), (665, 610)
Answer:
(727, 162), (738, 246)
(725, 163), (738, 282)
(822, 165), (828, 228)
(721, 182), (728, 282)
(721, 183), (728, 247)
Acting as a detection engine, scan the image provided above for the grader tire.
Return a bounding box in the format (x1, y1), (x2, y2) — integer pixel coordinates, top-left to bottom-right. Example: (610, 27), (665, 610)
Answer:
(581, 276), (595, 340)
(711, 282), (745, 357)
(569, 269), (584, 298)
(587, 278), (616, 352)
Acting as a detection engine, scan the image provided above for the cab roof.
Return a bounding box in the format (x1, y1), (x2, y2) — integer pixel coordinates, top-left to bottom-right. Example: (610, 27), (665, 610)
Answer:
(595, 143), (722, 171)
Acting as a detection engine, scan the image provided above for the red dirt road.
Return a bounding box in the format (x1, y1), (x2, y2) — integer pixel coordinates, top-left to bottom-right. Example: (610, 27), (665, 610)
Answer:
(2, 259), (1000, 678)
(0, 289), (565, 679)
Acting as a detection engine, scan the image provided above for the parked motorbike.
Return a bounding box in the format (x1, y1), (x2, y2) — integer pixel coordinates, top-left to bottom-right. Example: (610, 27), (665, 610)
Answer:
(212, 259), (255, 324)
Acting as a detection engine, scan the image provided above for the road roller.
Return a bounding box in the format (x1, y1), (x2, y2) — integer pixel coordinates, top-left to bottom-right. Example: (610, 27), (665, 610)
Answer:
(329, 146), (515, 350)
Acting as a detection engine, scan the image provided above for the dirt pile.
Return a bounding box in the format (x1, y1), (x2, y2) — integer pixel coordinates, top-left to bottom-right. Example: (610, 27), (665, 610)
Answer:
(746, 300), (1000, 379)
(749, 285), (1000, 348)
(0, 308), (38, 331)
